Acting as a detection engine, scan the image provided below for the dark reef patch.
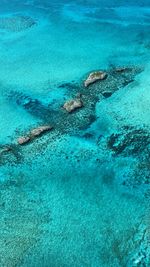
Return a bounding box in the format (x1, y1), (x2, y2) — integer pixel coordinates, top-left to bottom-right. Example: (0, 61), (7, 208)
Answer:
(6, 90), (57, 121)
(0, 15), (36, 32)
(107, 127), (150, 156)
(107, 126), (150, 191)
(0, 144), (23, 166)
(58, 81), (79, 91)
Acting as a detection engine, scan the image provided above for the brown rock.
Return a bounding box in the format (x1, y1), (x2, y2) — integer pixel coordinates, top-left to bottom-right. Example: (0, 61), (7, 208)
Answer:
(17, 125), (53, 145)
(84, 71), (107, 87)
(18, 136), (30, 145)
(63, 98), (83, 113)
(30, 125), (53, 137)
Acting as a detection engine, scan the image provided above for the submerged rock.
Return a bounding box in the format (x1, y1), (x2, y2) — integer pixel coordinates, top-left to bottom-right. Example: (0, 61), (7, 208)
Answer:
(84, 71), (107, 87)
(63, 98), (83, 113)
(115, 67), (131, 73)
(0, 146), (12, 154)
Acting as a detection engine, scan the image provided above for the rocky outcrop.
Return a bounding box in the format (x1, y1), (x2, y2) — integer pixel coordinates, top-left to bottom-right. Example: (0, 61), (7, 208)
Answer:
(63, 98), (83, 113)
(9, 66), (142, 147)
(8, 66), (141, 127)
(30, 125), (53, 137)
(18, 136), (31, 145)
(18, 125), (53, 145)
(84, 71), (107, 87)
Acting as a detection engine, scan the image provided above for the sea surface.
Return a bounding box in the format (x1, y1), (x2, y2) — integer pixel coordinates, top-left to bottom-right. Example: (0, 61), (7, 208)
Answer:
(0, 0), (150, 266)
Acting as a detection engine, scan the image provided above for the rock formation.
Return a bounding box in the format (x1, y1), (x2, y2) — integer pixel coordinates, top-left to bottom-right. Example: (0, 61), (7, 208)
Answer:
(18, 125), (53, 145)
(63, 98), (83, 113)
(84, 71), (107, 87)
(18, 136), (31, 145)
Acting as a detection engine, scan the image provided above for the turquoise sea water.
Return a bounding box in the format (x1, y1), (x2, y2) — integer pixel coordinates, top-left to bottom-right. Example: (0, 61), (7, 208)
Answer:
(0, 0), (150, 266)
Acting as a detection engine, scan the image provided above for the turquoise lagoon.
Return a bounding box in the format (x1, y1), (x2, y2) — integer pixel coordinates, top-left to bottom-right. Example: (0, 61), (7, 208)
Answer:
(0, 0), (150, 266)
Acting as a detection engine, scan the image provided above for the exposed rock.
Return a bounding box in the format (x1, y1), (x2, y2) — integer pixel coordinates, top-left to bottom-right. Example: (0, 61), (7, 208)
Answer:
(18, 125), (53, 145)
(30, 125), (53, 138)
(84, 71), (107, 87)
(2, 65), (145, 169)
(8, 66), (141, 130)
(18, 136), (31, 145)
(63, 98), (83, 113)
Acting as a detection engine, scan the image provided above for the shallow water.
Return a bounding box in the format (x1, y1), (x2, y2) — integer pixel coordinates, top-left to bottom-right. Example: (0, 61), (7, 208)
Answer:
(0, 1), (150, 266)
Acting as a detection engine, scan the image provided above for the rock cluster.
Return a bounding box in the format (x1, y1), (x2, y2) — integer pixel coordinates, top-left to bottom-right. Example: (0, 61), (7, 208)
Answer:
(1, 65), (142, 150)
(84, 71), (107, 87)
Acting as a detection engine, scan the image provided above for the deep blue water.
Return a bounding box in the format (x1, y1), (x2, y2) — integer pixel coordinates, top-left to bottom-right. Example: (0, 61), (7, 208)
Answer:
(0, 1), (150, 266)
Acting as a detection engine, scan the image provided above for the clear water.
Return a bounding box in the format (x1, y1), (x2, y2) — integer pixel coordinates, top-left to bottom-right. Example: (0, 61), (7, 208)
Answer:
(0, 0), (150, 266)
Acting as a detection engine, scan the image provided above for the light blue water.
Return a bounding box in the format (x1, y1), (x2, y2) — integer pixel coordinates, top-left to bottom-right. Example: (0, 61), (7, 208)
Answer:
(0, 1), (150, 266)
